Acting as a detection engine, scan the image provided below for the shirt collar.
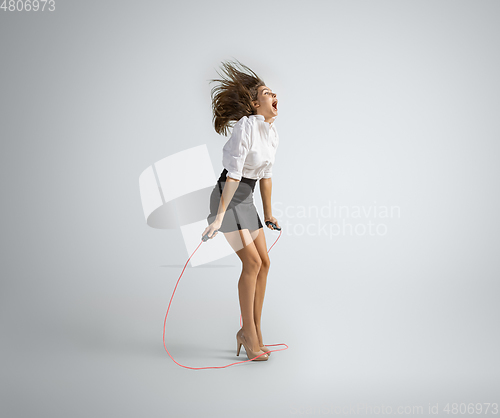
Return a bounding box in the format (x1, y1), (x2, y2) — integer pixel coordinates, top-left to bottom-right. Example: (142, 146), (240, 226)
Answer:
(251, 114), (276, 126)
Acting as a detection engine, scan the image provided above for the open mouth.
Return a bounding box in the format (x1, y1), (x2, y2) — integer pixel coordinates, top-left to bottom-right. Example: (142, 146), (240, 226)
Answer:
(272, 100), (278, 111)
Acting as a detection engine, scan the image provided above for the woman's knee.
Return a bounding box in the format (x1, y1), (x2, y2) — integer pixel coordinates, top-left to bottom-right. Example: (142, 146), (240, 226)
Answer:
(260, 255), (270, 271)
(243, 254), (262, 274)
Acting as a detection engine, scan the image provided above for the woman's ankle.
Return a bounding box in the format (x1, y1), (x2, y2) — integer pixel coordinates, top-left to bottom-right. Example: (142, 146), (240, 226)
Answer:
(255, 325), (264, 346)
(241, 326), (261, 351)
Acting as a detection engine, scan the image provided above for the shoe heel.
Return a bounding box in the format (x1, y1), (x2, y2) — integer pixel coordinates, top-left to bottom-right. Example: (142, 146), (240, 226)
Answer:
(236, 341), (242, 356)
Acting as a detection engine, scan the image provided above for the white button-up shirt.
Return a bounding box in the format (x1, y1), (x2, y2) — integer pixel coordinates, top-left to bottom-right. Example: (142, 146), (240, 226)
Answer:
(222, 114), (279, 181)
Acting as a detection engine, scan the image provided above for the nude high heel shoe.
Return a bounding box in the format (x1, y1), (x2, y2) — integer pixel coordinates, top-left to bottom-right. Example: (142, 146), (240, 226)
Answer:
(260, 345), (271, 356)
(236, 329), (269, 361)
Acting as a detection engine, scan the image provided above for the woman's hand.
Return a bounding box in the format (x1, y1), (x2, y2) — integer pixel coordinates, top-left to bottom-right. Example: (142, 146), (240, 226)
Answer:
(264, 215), (280, 230)
(202, 219), (222, 240)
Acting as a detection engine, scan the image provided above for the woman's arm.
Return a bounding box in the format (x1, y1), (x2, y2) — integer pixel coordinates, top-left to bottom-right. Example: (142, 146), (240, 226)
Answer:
(259, 177), (273, 218)
(260, 177), (280, 229)
(214, 176), (240, 222)
(202, 176), (240, 240)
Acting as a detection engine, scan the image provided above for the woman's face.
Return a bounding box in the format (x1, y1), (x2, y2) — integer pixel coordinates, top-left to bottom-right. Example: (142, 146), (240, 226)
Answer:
(253, 85), (278, 121)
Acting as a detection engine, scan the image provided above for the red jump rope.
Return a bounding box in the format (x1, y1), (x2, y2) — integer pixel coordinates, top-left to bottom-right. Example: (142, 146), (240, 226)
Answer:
(162, 222), (288, 369)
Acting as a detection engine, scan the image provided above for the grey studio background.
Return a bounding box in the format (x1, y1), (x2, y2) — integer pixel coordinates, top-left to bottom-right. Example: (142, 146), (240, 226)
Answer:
(1, 0), (499, 417)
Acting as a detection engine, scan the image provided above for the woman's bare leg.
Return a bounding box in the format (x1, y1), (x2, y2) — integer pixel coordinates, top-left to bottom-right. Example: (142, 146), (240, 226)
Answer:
(223, 228), (262, 352)
(249, 228), (270, 347)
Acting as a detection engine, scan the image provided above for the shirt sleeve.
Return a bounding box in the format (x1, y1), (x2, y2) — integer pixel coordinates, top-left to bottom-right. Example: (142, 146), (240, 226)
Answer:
(222, 117), (251, 181)
(261, 168), (273, 179)
(261, 130), (279, 179)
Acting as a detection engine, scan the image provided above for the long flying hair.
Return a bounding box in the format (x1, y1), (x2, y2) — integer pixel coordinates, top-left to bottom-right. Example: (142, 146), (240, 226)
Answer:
(209, 59), (266, 136)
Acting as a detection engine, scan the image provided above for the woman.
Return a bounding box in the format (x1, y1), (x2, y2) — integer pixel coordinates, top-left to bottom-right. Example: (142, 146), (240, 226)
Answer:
(202, 60), (281, 362)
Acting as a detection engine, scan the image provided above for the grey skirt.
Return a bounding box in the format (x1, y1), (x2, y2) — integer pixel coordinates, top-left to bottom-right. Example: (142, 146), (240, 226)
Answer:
(206, 168), (264, 233)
